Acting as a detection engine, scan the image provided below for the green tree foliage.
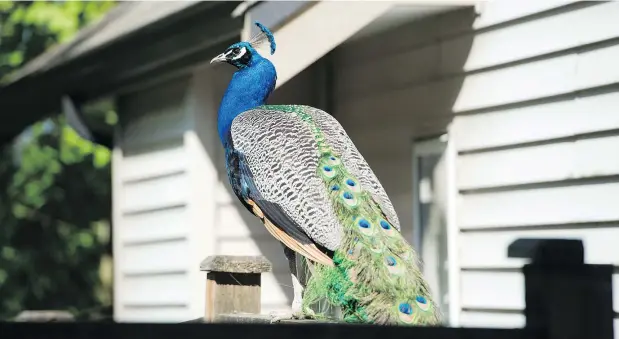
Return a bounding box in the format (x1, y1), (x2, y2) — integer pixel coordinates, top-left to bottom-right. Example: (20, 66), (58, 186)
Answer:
(0, 0), (116, 320)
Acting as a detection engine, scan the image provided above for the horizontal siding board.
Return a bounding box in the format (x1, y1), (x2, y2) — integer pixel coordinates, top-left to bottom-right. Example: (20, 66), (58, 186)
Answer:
(120, 78), (188, 151)
(119, 77), (188, 122)
(122, 173), (187, 213)
(216, 203), (270, 238)
(577, 42), (619, 90)
(458, 2), (619, 71)
(337, 4), (619, 97)
(458, 183), (619, 229)
(460, 227), (619, 268)
(122, 206), (187, 244)
(122, 273), (189, 306)
(122, 117), (187, 151)
(457, 135), (619, 190)
(454, 42), (619, 112)
(459, 311), (525, 328)
(336, 77), (461, 129)
(122, 239), (190, 274)
(473, 0), (578, 29)
(342, 115), (453, 141)
(452, 92), (619, 151)
(335, 8), (475, 65)
(341, 128), (448, 162)
(121, 140), (185, 182)
(460, 271), (619, 312)
(453, 53), (577, 112)
(335, 44), (440, 97)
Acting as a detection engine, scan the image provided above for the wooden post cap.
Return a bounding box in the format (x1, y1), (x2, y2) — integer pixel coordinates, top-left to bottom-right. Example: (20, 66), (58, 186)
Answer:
(200, 255), (272, 274)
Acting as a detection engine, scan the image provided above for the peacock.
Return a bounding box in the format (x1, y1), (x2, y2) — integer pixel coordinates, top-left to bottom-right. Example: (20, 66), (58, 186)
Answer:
(210, 22), (441, 326)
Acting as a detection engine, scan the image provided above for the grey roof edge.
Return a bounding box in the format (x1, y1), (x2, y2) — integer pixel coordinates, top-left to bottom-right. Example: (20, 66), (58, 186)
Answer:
(2, 0), (315, 89)
(0, 1), (242, 146)
(0, 1), (316, 147)
(7, 1), (207, 84)
(246, 0), (315, 37)
(231, 0), (263, 18)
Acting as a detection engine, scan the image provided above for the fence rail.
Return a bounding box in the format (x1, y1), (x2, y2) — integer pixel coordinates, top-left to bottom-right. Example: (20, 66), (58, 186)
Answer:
(2, 238), (614, 339)
(2, 321), (539, 339)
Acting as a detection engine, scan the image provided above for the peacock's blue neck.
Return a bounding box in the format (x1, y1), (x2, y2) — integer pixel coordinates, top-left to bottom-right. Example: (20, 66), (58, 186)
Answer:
(217, 57), (277, 146)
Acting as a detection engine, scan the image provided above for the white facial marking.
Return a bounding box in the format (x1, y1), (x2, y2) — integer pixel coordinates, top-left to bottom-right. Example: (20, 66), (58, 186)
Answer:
(231, 47), (247, 61)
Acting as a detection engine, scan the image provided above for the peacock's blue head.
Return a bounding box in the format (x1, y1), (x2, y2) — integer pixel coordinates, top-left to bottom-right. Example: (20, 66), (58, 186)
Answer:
(210, 22), (276, 70)
(210, 42), (259, 69)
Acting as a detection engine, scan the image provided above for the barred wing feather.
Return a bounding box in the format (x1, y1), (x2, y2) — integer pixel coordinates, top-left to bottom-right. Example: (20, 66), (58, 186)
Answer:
(230, 105), (400, 254)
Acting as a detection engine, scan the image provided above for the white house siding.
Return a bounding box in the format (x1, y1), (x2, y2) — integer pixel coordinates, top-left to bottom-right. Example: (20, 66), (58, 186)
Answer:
(448, 1), (619, 331)
(113, 77), (196, 322)
(332, 0), (619, 331)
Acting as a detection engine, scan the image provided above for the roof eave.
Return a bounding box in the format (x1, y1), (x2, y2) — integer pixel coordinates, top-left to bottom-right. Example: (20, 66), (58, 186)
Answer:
(0, 1), (242, 146)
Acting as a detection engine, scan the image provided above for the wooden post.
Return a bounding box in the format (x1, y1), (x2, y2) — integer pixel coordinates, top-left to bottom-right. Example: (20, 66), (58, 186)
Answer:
(200, 255), (272, 321)
(508, 238), (614, 339)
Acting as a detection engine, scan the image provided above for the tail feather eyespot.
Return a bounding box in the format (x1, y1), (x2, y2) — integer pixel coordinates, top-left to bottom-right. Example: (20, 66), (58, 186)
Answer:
(343, 177), (361, 193)
(415, 295), (431, 312)
(378, 219), (397, 237)
(384, 254), (405, 275)
(325, 154), (341, 166)
(341, 191), (358, 207)
(321, 165), (337, 178)
(396, 302), (416, 324)
(355, 218), (375, 236)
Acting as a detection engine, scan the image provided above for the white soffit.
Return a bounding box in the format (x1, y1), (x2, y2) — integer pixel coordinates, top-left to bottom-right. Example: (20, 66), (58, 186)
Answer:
(249, 0), (477, 88)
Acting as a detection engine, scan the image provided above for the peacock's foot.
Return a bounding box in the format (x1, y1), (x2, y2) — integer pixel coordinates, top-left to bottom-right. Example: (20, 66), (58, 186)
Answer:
(301, 305), (317, 319)
(268, 308), (316, 324)
(268, 311), (302, 324)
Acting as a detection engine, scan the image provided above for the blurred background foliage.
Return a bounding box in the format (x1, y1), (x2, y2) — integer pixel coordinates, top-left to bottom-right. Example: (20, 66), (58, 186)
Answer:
(0, 0), (116, 320)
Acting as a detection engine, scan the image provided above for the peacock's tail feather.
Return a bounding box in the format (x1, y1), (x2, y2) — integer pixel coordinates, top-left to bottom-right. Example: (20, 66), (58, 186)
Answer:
(261, 104), (441, 326)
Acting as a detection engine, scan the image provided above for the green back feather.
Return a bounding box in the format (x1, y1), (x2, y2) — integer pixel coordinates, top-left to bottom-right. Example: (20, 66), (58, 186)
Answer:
(261, 104), (441, 325)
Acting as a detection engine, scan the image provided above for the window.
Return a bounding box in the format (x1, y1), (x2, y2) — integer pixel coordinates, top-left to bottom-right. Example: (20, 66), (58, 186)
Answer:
(412, 134), (451, 322)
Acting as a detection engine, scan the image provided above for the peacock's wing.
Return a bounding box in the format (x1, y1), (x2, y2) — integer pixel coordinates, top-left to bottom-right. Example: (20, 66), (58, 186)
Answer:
(300, 106), (401, 231)
(229, 106), (344, 265)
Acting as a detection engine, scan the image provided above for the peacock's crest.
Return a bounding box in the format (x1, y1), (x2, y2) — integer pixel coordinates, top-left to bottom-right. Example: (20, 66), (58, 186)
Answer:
(249, 21), (276, 55)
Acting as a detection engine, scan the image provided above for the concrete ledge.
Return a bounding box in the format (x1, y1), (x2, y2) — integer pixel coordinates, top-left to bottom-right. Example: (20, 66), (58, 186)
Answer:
(182, 313), (337, 324)
(14, 310), (75, 322)
(217, 313), (336, 324)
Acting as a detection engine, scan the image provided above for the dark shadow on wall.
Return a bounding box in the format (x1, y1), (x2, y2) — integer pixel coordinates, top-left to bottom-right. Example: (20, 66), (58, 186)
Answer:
(328, 7), (476, 321)
(328, 7), (476, 239)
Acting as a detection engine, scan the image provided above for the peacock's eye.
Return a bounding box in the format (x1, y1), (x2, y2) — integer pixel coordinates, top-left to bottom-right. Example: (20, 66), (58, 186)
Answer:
(231, 48), (241, 55)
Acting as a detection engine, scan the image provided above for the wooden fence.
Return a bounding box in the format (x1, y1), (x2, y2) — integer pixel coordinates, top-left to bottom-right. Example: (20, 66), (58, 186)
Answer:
(2, 238), (614, 339)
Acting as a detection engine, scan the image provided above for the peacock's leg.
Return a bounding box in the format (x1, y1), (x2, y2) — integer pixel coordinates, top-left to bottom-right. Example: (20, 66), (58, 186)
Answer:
(269, 244), (309, 323)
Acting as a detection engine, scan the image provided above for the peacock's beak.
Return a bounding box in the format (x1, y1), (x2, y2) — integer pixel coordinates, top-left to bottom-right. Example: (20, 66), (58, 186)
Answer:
(210, 53), (228, 64)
